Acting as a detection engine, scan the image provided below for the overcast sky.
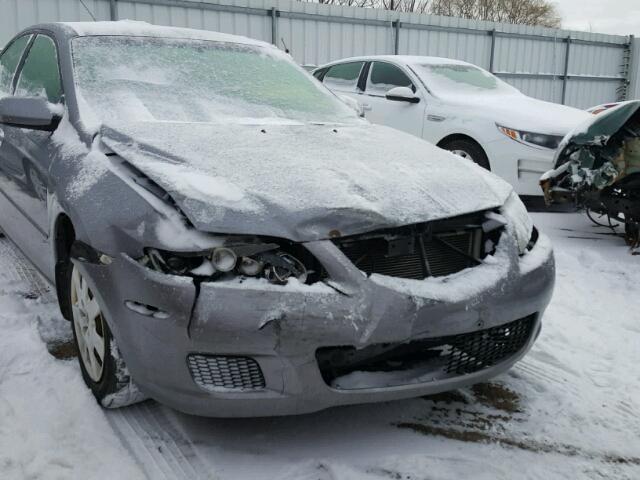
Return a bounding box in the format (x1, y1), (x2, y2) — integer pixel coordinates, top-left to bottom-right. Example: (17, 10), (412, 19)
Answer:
(556, 0), (640, 36)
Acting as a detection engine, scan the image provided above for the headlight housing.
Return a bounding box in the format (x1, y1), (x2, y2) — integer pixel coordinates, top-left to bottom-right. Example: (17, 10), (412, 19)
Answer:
(141, 237), (321, 285)
(497, 124), (564, 150)
(501, 191), (534, 254)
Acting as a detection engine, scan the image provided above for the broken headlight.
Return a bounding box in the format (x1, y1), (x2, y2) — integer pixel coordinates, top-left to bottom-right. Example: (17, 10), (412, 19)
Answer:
(140, 238), (317, 285)
(501, 191), (534, 255)
(497, 125), (564, 150)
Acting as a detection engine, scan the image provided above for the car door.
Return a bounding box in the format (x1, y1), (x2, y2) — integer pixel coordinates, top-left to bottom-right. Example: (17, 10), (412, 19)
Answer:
(0, 33), (64, 275)
(360, 61), (425, 138)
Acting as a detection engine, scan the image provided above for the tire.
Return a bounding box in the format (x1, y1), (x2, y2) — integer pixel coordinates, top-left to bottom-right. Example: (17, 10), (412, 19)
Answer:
(440, 138), (491, 170)
(68, 263), (147, 408)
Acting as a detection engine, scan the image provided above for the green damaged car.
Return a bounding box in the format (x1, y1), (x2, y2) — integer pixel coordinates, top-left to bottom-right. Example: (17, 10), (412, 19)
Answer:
(540, 100), (640, 246)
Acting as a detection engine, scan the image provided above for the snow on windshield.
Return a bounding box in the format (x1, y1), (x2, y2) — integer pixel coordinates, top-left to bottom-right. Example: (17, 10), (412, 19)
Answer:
(71, 36), (356, 125)
(415, 63), (518, 97)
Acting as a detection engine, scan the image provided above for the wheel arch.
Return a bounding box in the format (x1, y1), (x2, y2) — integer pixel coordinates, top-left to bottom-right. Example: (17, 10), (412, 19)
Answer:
(53, 213), (76, 320)
(436, 133), (491, 170)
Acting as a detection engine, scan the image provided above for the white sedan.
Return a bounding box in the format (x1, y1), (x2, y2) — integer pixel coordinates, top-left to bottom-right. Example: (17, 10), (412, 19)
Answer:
(313, 56), (591, 196)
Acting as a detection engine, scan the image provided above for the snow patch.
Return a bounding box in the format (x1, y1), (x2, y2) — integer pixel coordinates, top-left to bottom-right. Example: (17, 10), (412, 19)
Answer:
(51, 112), (88, 158)
(0, 241), (144, 479)
(60, 20), (268, 47)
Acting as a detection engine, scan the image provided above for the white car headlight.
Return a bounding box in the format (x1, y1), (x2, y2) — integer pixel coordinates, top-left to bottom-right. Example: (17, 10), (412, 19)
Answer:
(497, 124), (564, 150)
(501, 191), (534, 254)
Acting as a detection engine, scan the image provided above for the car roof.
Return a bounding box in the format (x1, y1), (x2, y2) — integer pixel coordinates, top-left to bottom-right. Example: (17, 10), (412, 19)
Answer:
(16, 20), (271, 49)
(316, 55), (473, 70)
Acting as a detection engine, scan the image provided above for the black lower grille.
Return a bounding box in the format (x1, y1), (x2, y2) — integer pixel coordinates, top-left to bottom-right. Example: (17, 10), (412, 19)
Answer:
(187, 354), (265, 391)
(445, 316), (535, 375)
(316, 315), (536, 388)
(333, 213), (488, 280)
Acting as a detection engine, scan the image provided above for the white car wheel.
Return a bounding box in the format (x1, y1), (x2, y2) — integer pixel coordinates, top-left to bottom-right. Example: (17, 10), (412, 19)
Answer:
(450, 149), (475, 163)
(440, 138), (491, 170)
(71, 266), (105, 382)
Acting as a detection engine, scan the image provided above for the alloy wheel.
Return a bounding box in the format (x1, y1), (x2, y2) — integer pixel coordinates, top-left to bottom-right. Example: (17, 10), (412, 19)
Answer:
(70, 267), (106, 382)
(450, 149), (475, 163)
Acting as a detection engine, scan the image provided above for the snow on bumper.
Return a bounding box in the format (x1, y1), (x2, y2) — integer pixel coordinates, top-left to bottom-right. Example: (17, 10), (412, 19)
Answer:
(73, 232), (554, 417)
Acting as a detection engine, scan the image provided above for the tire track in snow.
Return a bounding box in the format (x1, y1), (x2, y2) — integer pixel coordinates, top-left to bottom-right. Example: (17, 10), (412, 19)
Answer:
(514, 359), (577, 392)
(0, 236), (73, 354)
(517, 347), (640, 430)
(0, 236), (214, 479)
(106, 403), (216, 480)
(0, 236), (55, 301)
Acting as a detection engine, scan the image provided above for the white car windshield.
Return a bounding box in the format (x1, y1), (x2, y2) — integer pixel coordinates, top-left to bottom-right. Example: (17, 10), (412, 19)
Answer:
(414, 63), (519, 97)
(71, 36), (358, 125)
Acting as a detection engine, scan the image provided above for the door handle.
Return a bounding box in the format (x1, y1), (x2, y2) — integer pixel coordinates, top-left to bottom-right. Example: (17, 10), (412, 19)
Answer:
(427, 114), (445, 122)
(361, 104), (372, 111)
(0, 128), (4, 147)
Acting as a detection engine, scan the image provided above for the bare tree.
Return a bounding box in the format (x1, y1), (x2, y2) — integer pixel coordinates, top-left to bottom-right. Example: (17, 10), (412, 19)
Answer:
(313, 0), (375, 6)
(419, 0), (561, 27)
(379, 0), (431, 13)
(306, 0), (431, 12)
(298, 0), (561, 28)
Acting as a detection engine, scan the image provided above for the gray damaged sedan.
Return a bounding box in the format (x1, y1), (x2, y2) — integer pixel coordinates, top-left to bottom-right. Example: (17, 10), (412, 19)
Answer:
(0, 21), (554, 417)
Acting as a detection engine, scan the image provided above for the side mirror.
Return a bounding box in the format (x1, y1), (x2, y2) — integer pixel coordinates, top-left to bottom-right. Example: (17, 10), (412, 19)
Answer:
(385, 86), (420, 104)
(0, 96), (61, 131)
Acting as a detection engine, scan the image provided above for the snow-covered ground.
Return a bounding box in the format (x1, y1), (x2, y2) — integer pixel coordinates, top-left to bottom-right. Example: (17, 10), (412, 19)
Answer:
(1, 212), (639, 480)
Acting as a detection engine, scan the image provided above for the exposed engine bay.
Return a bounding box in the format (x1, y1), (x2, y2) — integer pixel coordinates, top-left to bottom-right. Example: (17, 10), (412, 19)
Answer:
(540, 101), (640, 248)
(139, 238), (321, 285)
(136, 210), (513, 287)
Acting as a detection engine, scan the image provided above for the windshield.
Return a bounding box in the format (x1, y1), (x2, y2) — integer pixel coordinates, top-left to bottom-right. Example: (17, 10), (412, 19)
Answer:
(71, 36), (357, 125)
(414, 63), (519, 97)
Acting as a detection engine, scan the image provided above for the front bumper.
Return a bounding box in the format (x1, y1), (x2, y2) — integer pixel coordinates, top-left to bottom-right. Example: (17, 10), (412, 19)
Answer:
(75, 232), (555, 417)
(486, 138), (556, 196)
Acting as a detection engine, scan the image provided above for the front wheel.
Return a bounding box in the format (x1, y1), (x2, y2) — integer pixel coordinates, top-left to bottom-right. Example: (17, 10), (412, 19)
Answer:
(69, 264), (146, 408)
(440, 138), (490, 170)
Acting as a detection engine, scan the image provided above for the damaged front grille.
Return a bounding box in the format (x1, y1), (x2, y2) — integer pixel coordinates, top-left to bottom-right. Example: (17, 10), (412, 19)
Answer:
(187, 354), (266, 391)
(316, 315), (536, 389)
(445, 316), (535, 374)
(333, 212), (490, 280)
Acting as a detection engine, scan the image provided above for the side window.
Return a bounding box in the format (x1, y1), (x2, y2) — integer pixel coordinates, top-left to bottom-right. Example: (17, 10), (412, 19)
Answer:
(312, 68), (327, 80)
(323, 62), (365, 92)
(367, 62), (414, 96)
(0, 35), (32, 98)
(15, 34), (63, 104)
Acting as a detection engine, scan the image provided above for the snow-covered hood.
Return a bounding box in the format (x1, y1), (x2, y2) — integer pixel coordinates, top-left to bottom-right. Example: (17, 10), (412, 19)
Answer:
(100, 121), (512, 241)
(449, 93), (591, 135)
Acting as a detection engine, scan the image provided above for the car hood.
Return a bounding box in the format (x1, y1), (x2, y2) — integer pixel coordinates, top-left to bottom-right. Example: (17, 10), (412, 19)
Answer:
(447, 93), (591, 135)
(100, 121), (512, 242)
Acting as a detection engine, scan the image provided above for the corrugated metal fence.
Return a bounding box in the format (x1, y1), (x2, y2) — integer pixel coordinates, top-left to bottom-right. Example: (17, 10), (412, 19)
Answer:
(1, 0), (637, 108)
